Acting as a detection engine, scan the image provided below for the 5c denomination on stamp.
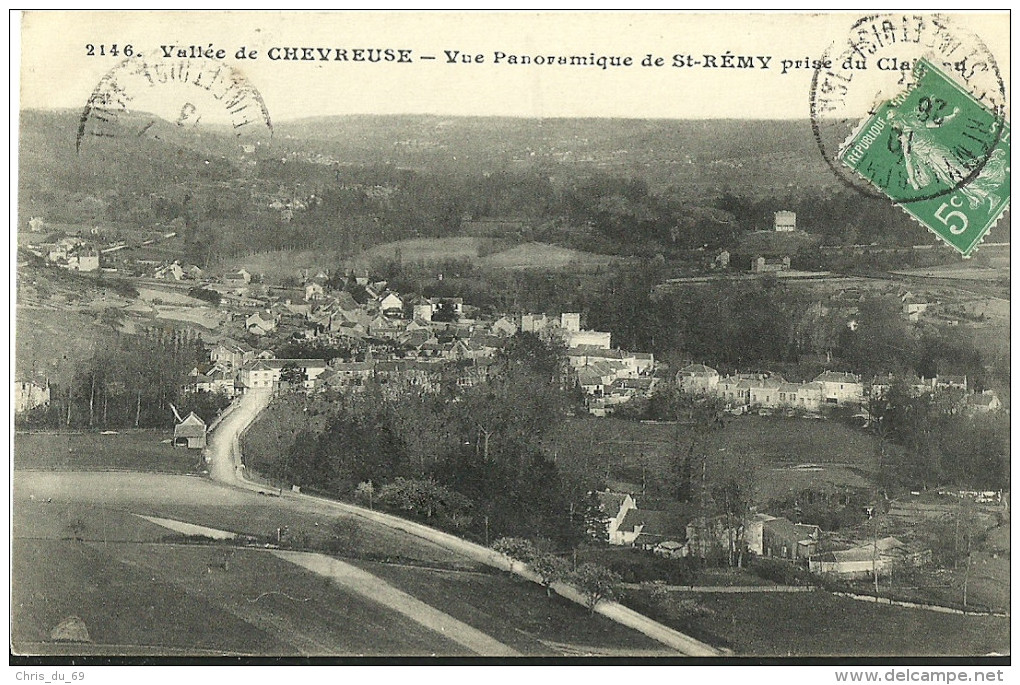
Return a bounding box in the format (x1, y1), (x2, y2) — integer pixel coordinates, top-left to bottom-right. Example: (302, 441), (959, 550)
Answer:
(839, 59), (1009, 256)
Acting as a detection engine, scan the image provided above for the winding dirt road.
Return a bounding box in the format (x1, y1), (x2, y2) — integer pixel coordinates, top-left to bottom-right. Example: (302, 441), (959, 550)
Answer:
(205, 391), (722, 657)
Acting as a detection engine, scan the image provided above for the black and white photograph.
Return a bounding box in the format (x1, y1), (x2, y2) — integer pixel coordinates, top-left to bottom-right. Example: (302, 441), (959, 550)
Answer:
(9, 11), (1012, 672)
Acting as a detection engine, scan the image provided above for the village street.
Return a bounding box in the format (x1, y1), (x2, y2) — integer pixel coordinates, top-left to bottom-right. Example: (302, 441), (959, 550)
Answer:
(204, 388), (272, 487)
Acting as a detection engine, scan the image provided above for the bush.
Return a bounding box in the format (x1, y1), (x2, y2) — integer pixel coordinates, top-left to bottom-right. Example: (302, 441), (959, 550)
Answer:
(326, 518), (365, 555)
(748, 558), (814, 586)
(571, 563), (622, 614)
(530, 553), (571, 596)
(576, 548), (700, 585)
(492, 537), (538, 571)
(377, 477), (473, 521)
(189, 287), (222, 305)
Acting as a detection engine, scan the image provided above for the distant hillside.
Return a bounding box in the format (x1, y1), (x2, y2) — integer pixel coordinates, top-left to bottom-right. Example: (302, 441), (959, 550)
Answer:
(275, 115), (840, 198)
(18, 109), (958, 255)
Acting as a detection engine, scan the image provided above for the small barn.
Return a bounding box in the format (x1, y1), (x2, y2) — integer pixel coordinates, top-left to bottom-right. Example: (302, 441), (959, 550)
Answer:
(173, 412), (207, 449)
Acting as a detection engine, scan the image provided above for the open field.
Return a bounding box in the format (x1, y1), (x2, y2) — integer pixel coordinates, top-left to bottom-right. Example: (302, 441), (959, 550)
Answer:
(153, 304), (224, 329)
(12, 477), (670, 656)
(357, 560), (671, 655)
(480, 242), (614, 270)
(227, 239), (619, 279)
(628, 589), (1009, 656)
(14, 431), (199, 474)
(893, 244), (1009, 280)
(134, 286), (207, 306)
(12, 536), (467, 656)
(224, 249), (338, 283)
(542, 415), (879, 502)
(892, 267), (1006, 281)
(13, 471), (476, 567)
(352, 237), (492, 266)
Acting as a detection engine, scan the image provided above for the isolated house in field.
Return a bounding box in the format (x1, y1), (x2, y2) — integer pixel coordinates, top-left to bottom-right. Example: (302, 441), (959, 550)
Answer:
(774, 210), (797, 232)
(751, 256), (791, 273)
(173, 412), (207, 449)
(901, 295), (929, 321)
(596, 490), (638, 545)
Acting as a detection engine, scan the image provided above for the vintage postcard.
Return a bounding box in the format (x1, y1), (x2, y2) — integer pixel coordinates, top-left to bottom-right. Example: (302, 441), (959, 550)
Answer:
(11, 11), (1010, 668)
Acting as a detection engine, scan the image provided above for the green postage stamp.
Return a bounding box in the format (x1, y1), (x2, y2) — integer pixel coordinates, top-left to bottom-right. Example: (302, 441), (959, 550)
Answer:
(839, 58), (1010, 256)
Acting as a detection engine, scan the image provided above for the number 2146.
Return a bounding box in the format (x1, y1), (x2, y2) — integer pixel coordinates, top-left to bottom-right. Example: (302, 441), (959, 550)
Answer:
(85, 44), (134, 57)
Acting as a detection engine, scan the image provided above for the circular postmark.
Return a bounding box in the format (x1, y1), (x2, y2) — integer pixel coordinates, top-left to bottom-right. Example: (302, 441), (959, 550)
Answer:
(810, 14), (1006, 204)
(77, 57), (273, 152)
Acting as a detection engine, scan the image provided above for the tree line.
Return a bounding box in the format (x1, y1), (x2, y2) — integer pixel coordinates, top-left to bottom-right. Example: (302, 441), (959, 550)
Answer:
(259, 333), (586, 546)
(17, 327), (229, 429)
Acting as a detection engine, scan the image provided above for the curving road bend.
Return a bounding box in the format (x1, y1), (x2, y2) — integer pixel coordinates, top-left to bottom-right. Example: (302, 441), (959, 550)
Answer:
(204, 390), (722, 657)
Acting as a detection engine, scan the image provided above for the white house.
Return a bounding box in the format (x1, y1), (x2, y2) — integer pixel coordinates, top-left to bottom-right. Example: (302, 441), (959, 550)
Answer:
(774, 210), (797, 232)
(379, 292), (404, 316)
(14, 380), (50, 414)
(813, 371), (864, 406)
(239, 359), (328, 390)
(596, 491), (639, 545)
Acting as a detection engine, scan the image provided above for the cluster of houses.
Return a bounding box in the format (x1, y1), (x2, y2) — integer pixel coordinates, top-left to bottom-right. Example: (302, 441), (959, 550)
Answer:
(676, 363), (1001, 415)
(175, 269), (660, 409)
(154, 260), (204, 281)
(25, 235), (100, 272)
(596, 490), (930, 579)
(677, 364), (866, 412)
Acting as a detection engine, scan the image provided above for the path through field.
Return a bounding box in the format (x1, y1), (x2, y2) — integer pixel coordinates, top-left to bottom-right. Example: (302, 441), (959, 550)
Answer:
(275, 550), (521, 656)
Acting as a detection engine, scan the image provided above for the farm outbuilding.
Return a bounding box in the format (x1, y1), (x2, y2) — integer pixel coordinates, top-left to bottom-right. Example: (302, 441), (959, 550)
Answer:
(173, 412), (207, 449)
(809, 537), (931, 578)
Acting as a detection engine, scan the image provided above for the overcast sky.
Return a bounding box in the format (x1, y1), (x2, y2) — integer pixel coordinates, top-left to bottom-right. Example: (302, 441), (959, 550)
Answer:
(16, 11), (1010, 121)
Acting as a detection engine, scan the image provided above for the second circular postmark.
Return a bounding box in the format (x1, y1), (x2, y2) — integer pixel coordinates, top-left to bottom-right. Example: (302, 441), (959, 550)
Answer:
(809, 13), (1006, 204)
(77, 55), (274, 153)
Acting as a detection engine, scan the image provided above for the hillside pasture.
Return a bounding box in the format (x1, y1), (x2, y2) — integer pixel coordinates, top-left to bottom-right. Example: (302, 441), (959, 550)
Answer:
(352, 237), (493, 266)
(15, 305), (111, 384)
(628, 588), (1009, 656)
(481, 241), (615, 270)
(541, 415), (880, 503)
(225, 249), (341, 283)
(14, 431), (199, 474)
(11, 473), (672, 657)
